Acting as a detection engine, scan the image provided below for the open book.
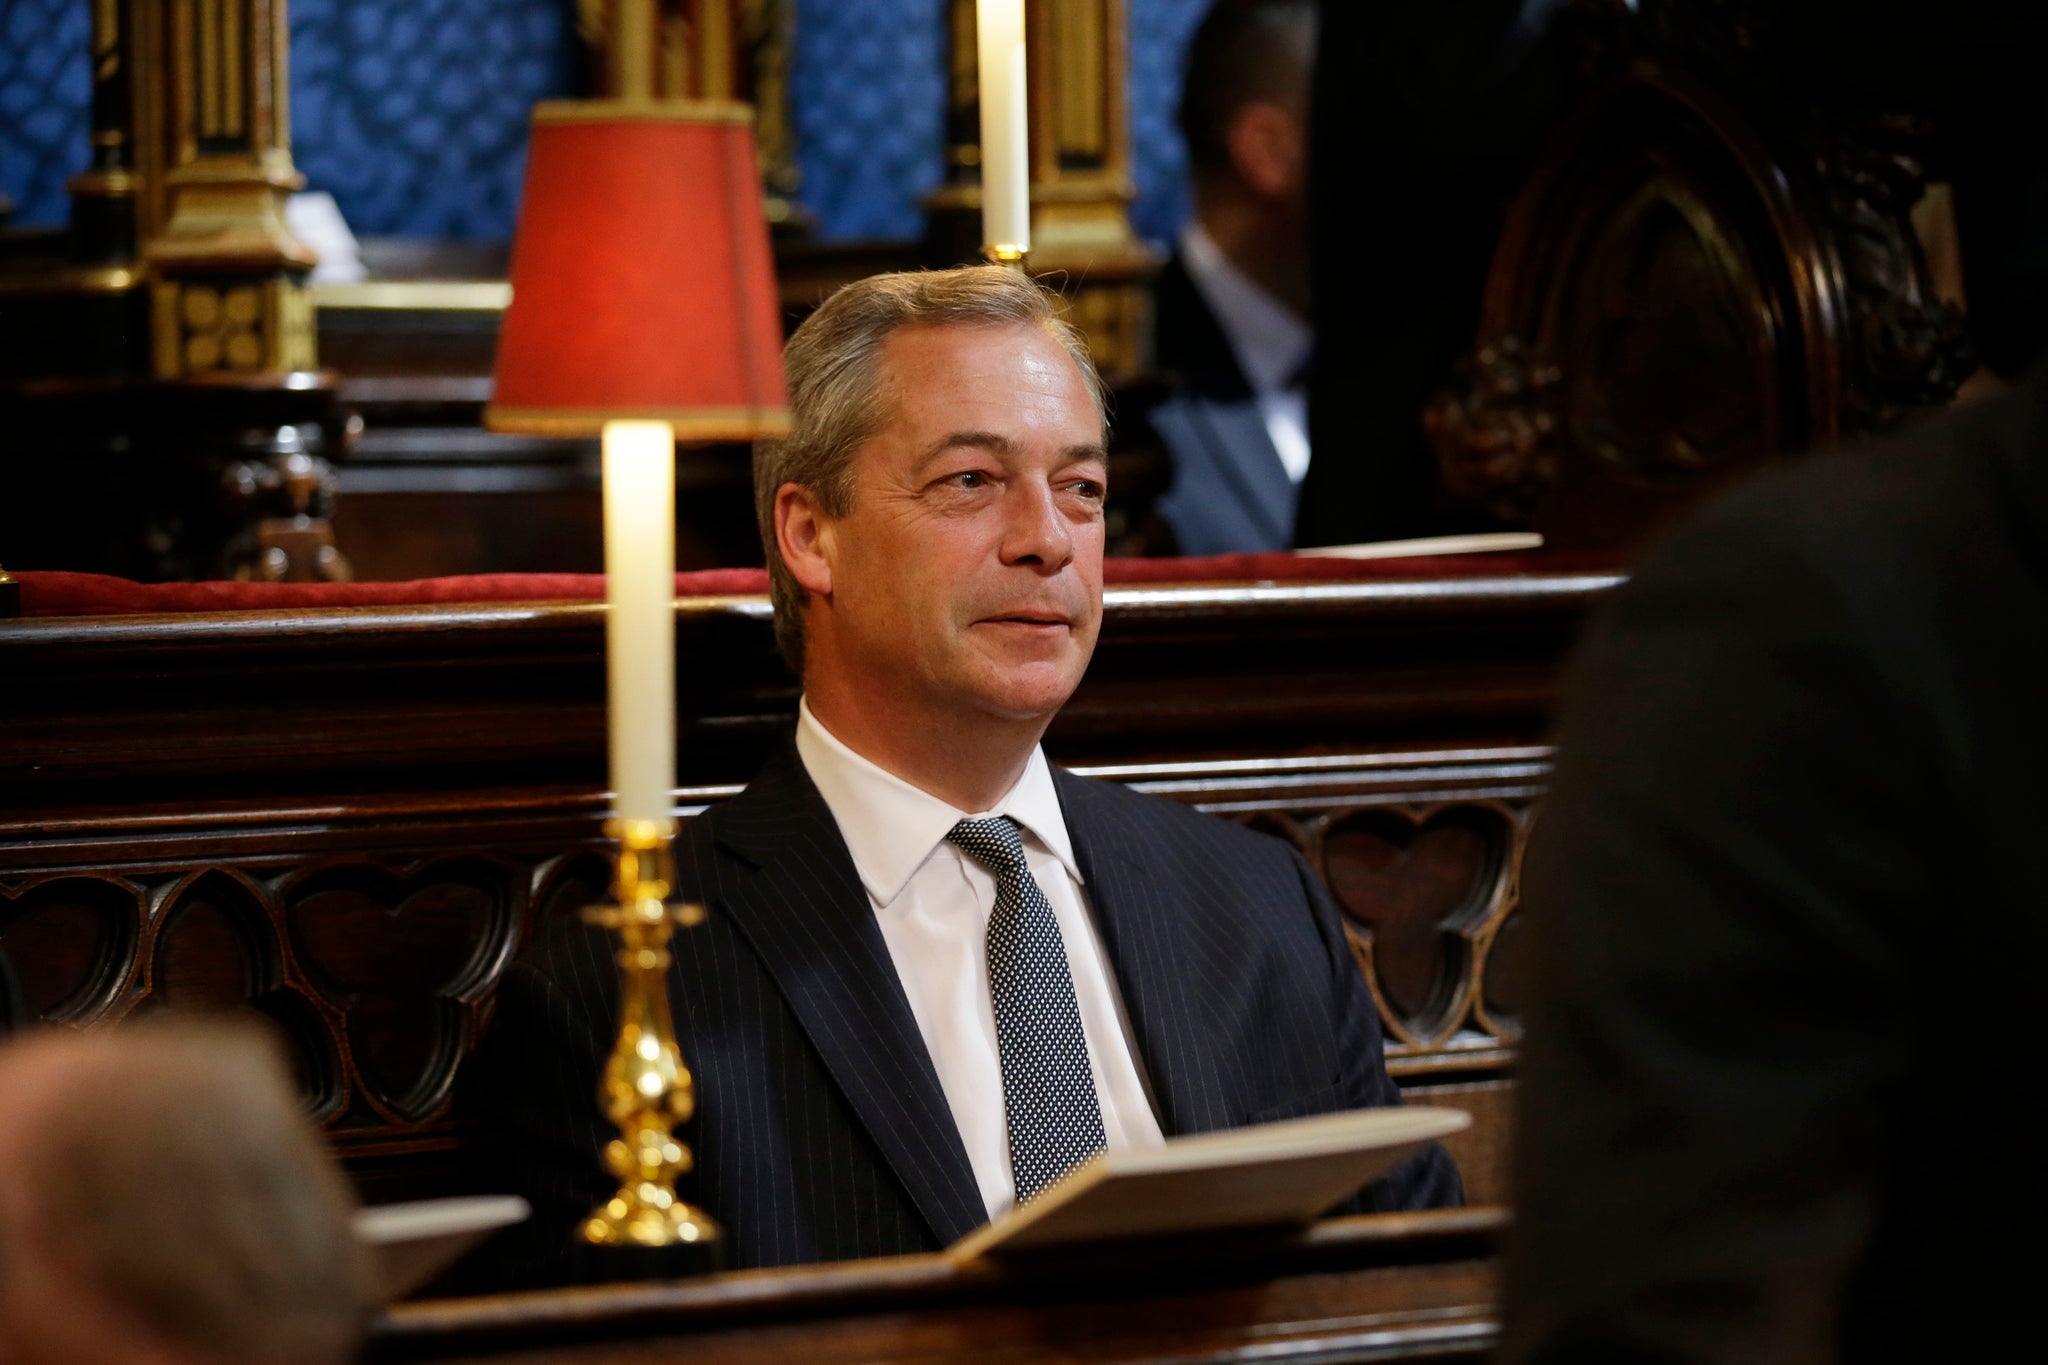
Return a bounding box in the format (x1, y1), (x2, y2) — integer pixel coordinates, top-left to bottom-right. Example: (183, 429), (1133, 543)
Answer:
(1296, 531), (1545, 560)
(354, 1195), (530, 1301)
(948, 1105), (1469, 1261)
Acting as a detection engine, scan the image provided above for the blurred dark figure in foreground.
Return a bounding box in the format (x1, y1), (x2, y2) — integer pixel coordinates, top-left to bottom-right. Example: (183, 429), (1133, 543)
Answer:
(0, 1021), (376, 1365)
(1503, 2), (2048, 1356)
(1150, 0), (1318, 555)
(1503, 335), (2048, 1358)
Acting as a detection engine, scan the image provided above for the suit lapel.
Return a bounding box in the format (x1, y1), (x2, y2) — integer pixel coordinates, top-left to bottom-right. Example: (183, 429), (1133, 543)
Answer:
(1185, 395), (1297, 546)
(1153, 248), (1300, 549)
(705, 742), (987, 1246)
(1050, 769), (1239, 1138)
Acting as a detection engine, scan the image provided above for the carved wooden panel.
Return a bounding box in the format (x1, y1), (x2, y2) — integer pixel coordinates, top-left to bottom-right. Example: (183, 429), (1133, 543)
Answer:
(0, 778), (1536, 1176)
(1229, 797), (1530, 1208)
(0, 875), (140, 1024)
(285, 858), (521, 1124)
(0, 855), (546, 1146)
(1, 580), (1602, 1201)
(1262, 802), (1525, 1054)
(1426, 24), (1972, 552)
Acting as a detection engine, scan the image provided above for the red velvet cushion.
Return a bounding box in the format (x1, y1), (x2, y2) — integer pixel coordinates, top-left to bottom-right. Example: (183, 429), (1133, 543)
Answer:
(11, 552), (1604, 618)
(14, 569), (766, 617)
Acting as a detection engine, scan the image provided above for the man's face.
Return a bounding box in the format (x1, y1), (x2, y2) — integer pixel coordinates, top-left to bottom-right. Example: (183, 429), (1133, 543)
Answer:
(798, 320), (1107, 727)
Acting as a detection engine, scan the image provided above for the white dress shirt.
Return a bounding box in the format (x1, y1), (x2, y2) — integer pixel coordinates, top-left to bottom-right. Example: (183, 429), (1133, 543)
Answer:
(794, 699), (1166, 1220)
(1178, 222), (1314, 483)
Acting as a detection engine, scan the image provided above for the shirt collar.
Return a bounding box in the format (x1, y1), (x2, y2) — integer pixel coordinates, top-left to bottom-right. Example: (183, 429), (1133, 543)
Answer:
(1178, 221), (1313, 396)
(794, 697), (1082, 906)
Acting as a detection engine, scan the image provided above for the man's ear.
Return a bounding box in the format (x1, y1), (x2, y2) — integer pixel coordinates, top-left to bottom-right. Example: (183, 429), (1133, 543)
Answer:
(1226, 101), (1306, 200)
(775, 482), (835, 598)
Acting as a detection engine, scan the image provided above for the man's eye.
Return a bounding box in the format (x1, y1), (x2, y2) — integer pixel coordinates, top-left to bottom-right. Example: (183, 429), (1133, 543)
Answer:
(946, 470), (991, 489)
(1067, 479), (1106, 501)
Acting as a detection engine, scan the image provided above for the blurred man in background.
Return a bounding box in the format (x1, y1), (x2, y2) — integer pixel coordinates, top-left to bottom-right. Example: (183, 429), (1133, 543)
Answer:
(1151, 0), (1318, 556)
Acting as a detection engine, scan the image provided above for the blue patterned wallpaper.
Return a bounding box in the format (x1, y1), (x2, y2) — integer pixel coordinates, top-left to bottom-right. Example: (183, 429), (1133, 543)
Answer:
(1127, 0), (1211, 245)
(0, 0), (91, 228)
(1, 0), (1206, 246)
(289, 0), (575, 241)
(791, 0), (947, 242)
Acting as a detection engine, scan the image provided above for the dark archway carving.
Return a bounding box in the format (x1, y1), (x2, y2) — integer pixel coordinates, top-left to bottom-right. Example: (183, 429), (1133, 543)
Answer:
(1427, 22), (1972, 550)
(148, 869), (346, 1122)
(1237, 801), (1531, 1054)
(0, 875), (142, 1029)
(286, 857), (521, 1124)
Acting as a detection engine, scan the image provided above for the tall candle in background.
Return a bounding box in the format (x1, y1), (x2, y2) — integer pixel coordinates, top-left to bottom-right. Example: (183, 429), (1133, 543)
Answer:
(976, 0), (1029, 251)
(602, 419), (676, 826)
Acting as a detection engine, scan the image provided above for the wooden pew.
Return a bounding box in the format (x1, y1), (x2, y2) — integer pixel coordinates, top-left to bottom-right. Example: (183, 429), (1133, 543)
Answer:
(370, 1210), (1504, 1364)
(0, 563), (1618, 1217)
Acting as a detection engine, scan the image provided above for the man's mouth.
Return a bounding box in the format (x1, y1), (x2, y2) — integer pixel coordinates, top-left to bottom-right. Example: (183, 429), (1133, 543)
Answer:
(980, 609), (1070, 628)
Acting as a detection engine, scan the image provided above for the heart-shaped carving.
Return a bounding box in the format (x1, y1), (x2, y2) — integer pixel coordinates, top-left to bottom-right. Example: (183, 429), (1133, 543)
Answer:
(0, 876), (141, 1027)
(1480, 908), (1525, 1026)
(286, 859), (515, 1123)
(150, 869), (340, 1116)
(1318, 806), (1511, 1039)
(1236, 811), (1309, 854)
(155, 878), (268, 1011)
(531, 850), (615, 934)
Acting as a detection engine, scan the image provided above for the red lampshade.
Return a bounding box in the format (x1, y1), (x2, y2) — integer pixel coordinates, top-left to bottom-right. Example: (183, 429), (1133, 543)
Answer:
(486, 101), (790, 439)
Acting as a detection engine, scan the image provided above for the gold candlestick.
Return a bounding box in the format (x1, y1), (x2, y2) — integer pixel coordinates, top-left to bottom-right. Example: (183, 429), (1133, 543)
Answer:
(579, 817), (719, 1249)
(981, 243), (1029, 271)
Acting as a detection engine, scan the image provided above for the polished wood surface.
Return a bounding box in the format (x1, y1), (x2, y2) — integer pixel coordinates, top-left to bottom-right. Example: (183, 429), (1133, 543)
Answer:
(0, 570), (1617, 1204)
(370, 1210), (1503, 1363)
(1422, 7), (1973, 552)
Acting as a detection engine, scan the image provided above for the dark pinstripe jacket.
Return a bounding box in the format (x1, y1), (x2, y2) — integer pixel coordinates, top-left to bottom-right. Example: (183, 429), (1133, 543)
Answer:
(468, 739), (1461, 1280)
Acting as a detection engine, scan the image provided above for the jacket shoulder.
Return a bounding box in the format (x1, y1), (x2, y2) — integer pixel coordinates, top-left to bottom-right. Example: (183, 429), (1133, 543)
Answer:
(1052, 768), (1306, 871)
(1645, 380), (2043, 591)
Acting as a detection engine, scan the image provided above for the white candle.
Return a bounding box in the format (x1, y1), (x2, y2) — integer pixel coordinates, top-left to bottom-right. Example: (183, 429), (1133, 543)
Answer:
(976, 0), (1030, 252)
(602, 419), (677, 826)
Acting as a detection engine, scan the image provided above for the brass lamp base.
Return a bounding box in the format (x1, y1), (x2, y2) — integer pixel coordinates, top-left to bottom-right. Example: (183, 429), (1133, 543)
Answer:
(580, 818), (720, 1249)
(982, 243), (1029, 271)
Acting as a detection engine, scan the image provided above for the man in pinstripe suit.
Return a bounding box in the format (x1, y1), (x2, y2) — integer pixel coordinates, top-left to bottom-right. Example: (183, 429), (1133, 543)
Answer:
(472, 267), (1461, 1281)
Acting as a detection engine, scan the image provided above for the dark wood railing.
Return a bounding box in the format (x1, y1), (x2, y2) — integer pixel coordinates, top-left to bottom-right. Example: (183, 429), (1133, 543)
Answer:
(0, 567), (1619, 1214)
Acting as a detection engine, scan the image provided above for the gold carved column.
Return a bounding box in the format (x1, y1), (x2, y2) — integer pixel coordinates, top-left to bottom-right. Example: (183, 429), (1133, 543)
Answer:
(1, 1), (348, 581)
(138, 0), (347, 581)
(931, 0), (1156, 379)
(68, 0), (146, 297)
(139, 0), (317, 379)
(0, 0), (152, 379)
(579, 0), (806, 228)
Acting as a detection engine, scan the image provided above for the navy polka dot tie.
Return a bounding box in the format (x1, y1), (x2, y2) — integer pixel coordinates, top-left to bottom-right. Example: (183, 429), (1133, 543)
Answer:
(947, 816), (1108, 1204)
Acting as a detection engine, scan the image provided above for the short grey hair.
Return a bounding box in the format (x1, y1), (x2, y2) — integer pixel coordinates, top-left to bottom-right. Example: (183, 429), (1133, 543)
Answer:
(0, 1019), (376, 1365)
(754, 265), (1107, 674)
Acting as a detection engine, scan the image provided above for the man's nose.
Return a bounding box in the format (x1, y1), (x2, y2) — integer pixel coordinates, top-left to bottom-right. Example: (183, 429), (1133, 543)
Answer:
(1000, 478), (1074, 572)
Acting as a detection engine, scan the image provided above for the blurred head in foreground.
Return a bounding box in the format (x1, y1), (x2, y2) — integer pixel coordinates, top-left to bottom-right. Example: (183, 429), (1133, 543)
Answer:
(0, 1019), (376, 1365)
